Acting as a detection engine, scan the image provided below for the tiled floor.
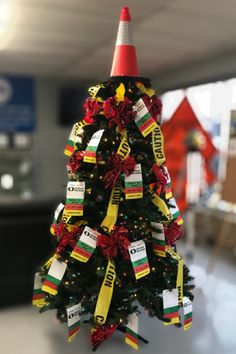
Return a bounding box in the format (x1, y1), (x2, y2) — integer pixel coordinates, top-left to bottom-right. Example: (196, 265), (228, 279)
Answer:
(1, 244), (236, 354)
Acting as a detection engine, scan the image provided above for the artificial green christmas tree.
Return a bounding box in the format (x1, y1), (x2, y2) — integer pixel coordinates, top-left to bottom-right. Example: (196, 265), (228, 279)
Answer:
(33, 7), (194, 350)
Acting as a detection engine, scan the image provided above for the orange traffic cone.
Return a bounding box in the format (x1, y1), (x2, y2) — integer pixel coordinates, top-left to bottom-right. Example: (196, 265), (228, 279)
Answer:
(110, 7), (139, 77)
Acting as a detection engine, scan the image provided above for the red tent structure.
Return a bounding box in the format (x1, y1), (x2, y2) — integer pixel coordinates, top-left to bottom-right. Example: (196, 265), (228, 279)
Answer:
(162, 97), (218, 213)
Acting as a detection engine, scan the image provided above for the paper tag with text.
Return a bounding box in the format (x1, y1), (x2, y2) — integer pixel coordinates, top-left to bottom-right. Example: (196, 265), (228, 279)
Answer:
(151, 222), (166, 257)
(133, 98), (158, 137)
(163, 289), (180, 325)
(125, 313), (139, 350)
(169, 197), (183, 225)
(67, 303), (81, 342)
(42, 259), (67, 296)
(83, 129), (104, 163)
(183, 296), (192, 331)
(70, 226), (100, 262)
(64, 122), (84, 157)
(129, 240), (150, 280)
(32, 272), (46, 307)
(50, 203), (64, 235)
(64, 181), (85, 217)
(124, 163), (143, 199)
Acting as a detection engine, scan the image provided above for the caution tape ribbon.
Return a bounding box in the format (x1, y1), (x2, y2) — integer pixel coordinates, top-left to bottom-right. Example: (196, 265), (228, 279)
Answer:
(117, 136), (131, 160)
(152, 125), (166, 166)
(166, 246), (184, 305)
(150, 189), (172, 221)
(94, 259), (116, 325)
(101, 186), (121, 233)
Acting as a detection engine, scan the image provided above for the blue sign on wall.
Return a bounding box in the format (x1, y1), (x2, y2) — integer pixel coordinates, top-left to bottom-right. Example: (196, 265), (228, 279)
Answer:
(0, 75), (36, 132)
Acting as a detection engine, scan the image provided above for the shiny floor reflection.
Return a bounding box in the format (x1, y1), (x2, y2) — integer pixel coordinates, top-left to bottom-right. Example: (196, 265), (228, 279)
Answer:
(1, 244), (236, 354)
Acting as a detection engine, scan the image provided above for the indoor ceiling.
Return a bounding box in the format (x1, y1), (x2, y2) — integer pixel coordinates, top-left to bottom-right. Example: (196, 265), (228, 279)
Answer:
(1, 0), (236, 89)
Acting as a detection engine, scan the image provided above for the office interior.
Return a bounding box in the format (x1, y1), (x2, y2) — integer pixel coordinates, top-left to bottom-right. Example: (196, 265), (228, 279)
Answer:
(0, 1), (236, 354)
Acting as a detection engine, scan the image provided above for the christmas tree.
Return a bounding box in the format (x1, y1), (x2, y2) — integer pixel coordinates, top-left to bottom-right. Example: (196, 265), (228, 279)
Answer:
(33, 7), (194, 351)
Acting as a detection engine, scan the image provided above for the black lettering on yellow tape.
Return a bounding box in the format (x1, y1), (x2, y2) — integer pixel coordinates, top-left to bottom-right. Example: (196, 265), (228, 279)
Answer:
(152, 126), (166, 166)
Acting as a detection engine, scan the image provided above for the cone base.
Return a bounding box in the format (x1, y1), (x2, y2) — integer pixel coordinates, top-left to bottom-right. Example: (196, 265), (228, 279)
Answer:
(107, 76), (151, 86)
(111, 45), (139, 77)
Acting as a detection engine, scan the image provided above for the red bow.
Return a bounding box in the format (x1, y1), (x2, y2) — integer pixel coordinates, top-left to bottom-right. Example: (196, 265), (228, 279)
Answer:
(91, 324), (118, 349)
(103, 96), (136, 130)
(68, 151), (84, 173)
(104, 153), (136, 189)
(97, 227), (130, 260)
(55, 221), (80, 253)
(152, 164), (167, 186)
(142, 94), (162, 117)
(83, 98), (102, 124)
(164, 221), (183, 246)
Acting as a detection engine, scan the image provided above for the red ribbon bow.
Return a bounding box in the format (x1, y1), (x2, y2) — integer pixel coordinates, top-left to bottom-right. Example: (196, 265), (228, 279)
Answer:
(103, 96), (136, 130)
(152, 164), (168, 186)
(83, 98), (102, 124)
(142, 94), (162, 118)
(55, 221), (80, 253)
(91, 324), (118, 349)
(97, 227), (130, 260)
(104, 153), (136, 189)
(164, 221), (183, 246)
(68, 151), (84, 173)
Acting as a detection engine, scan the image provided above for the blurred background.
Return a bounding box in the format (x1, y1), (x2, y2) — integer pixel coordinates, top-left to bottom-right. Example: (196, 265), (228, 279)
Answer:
(0, 1), (236, 354)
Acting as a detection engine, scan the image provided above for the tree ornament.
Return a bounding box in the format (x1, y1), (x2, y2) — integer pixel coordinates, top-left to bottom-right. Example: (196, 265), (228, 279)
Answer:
(164, 221), (183, 246)
(142, 94), (162, 118)
(91, 324), (118, 350)
(68, 151), (84, 174)
(54, 221), (80, 254)
(104, 153), (136, 189)
(97, 226), (130, 260)
(104, 96), (136, 131)
(83, 97), (103, 124)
